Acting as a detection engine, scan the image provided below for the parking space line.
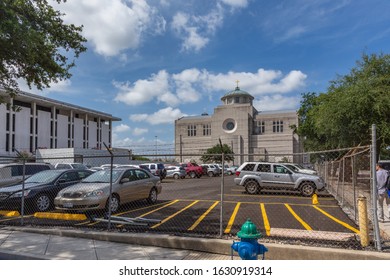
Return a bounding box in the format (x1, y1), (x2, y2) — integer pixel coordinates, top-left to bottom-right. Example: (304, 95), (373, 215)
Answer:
(285, 203), (312, 230)
(260, 203), (270, 236)
(188, 201), (219, 231)
(151, 200), (199, 229)
(137, 199), (180, 219)
(84, 200), (180, 226)
(224, 193), (335, 201)
(224, 202), (241, 234)
(313, 205), (359, 233)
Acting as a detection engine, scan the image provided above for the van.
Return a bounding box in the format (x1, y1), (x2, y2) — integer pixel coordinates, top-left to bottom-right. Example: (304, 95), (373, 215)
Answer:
(138, 163), (167, 180)
(0, 162), (53, 188)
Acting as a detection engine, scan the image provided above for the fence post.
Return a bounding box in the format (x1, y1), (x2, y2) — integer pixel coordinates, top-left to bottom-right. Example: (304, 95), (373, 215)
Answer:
(14, 149), (26, 226)
(358, 195), (369, 247)
(371, 124), (381, 251)
(103, 142), (114, 230)
(219, 138), (225, 237)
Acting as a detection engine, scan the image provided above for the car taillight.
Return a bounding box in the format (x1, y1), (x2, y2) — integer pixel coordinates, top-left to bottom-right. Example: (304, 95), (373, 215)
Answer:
(235, 171), (240, 176)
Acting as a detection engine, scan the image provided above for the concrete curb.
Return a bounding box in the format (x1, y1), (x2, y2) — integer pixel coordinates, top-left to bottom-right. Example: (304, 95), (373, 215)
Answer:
(4, 226), (390, 260)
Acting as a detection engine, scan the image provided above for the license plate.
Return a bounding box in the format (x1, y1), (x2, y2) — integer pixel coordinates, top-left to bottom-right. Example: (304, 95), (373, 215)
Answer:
(63, 202), (73, 208)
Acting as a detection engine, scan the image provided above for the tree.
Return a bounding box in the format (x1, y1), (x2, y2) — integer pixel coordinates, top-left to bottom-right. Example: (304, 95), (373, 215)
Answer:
(200, 143), (234, 163)
(295, 53), (390, 155)
(0, 0), (87, 104)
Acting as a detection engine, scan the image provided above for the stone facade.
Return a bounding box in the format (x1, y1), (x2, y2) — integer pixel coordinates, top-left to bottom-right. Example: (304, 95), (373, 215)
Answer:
(174, 87), (301, 165)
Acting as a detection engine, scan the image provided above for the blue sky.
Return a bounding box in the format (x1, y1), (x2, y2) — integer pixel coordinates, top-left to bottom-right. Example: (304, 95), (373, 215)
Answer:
(21, 0), (390, 154)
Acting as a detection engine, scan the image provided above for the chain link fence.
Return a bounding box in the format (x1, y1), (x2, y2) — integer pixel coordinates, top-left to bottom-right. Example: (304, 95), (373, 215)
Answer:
(0, 145), (387, 253)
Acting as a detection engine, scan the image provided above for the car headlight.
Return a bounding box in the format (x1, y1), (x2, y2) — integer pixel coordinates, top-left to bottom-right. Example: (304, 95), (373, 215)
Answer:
(84, 190), (105, 197)
(10, 190), (31, 198)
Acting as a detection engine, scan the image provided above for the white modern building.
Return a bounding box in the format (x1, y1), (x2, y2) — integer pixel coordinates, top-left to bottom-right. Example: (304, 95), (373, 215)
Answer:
(0, 89), (121, 157)
(174, 86), (302, 165)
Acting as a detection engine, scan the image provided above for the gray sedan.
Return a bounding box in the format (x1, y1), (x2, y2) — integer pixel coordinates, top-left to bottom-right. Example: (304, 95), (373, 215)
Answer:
(54, 168), (161, 213)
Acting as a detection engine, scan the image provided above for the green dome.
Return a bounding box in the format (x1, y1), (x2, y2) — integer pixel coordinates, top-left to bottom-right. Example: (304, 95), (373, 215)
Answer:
(221, 86), (254, 102)
(237, 218), (261, 239)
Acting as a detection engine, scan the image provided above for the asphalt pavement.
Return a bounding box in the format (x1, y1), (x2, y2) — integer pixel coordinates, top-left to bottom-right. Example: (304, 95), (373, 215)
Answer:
(1, 225), (390, 260)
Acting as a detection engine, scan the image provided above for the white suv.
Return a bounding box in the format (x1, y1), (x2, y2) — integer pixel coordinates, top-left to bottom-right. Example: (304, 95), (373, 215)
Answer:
(234, 162), (326, 196)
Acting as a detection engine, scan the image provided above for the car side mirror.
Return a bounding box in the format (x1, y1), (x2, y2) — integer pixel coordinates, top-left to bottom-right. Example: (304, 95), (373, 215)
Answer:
(120, 178), (130, 184)
(57, 179), (66, 185)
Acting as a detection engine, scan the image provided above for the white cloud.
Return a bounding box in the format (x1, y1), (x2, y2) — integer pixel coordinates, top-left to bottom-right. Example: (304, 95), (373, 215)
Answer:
(219, 0), (249, 8)
(130, 107), (187, 125)
(133, 127), (148, 136)
(57, 0), (165, 57)
(113, 70), (171, 106)
(172, 5), (224, 52)
(18, 78), (72, 96)
(114, 68), (307, 107)
(253, 94), (301, 111)
(113, 124), (130, 133)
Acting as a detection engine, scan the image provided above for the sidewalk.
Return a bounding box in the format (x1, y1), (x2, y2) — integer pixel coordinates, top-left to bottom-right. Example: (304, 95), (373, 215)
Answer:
(1, 226), (390, 260)
(0, 227), (236, 260)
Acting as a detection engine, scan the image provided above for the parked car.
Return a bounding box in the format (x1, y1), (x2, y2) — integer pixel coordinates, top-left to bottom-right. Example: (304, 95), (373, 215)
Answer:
(0, 162), (53, 188)
(138, 163), (167, 180)
(0, 169), (93, 212)
(216, 164), (230, 174)
(180, 162), (203, 178)
(234, 162), (326, 196)
(226, 165), (239, 175)
(283, 163), (317, 175)
(165, 165), (186, 179)
(54, 167), (162, 213)
(54, 163), (89, 170)
(201, 164), (221, 177)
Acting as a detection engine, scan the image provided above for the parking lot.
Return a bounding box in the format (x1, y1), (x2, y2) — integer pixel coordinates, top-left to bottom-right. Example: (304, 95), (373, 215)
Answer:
(0, 175), (360, 246)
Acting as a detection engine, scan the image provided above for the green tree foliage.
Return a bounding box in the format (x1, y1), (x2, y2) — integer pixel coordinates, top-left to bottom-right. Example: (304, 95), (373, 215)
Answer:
(0, 0), (87, 103)
(295, 53), (390, 154)
(200, 143), (234, 163)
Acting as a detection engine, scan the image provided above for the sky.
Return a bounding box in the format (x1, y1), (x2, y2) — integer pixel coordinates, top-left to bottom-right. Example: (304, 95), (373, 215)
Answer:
(21, 0), (390, 155)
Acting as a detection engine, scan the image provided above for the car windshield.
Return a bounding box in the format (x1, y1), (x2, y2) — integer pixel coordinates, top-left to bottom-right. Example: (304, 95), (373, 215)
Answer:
(286, 164), (299, 172)
(81, 169), (123, 183)
(25, 170), (62, 184)
(70, 163), (87, 169)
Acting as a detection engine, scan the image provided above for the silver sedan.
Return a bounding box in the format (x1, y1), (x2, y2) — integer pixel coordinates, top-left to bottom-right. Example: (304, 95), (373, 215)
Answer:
(54, 168), (161, 213)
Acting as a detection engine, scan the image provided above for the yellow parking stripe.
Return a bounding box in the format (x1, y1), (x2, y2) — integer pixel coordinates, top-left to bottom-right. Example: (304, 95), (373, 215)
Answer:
(138, 199), (179, 219)
(224, 202), (241, 234)
(260, 203), (271, 236)
(85, 200), (180, 226)
(188, 201), (219, 231)
(313, 205), (360, 233)
(284, 204), (312, 230)
(151, 200), (199, 229)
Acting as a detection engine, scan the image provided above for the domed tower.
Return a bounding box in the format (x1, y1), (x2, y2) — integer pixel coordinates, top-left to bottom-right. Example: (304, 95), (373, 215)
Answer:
(221, 84), (254, 106)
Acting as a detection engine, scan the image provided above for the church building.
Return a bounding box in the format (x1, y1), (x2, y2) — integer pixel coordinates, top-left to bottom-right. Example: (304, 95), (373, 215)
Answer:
(174, 86), (302, 165)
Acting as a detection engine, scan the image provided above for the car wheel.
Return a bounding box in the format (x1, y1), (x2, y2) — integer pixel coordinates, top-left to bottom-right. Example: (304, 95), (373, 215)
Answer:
(244, 180), (260, 194)
(35, 193), (51, 212)
(173, 173), (179, 179)
(147, 188), (158, 204)
(208, 171), (214, 177)
(106, 194), (120, 213)
(300, 182), (315, 197)
(227, 171), (232, 175)
(189, 171), (196, 178)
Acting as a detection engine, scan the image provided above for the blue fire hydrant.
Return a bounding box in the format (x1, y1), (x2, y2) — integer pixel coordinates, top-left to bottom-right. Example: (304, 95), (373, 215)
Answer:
(231, 218), (268, 260)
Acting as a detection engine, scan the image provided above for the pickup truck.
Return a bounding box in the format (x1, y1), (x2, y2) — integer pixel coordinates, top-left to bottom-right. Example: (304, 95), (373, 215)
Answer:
(180, 162), (203, 178)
